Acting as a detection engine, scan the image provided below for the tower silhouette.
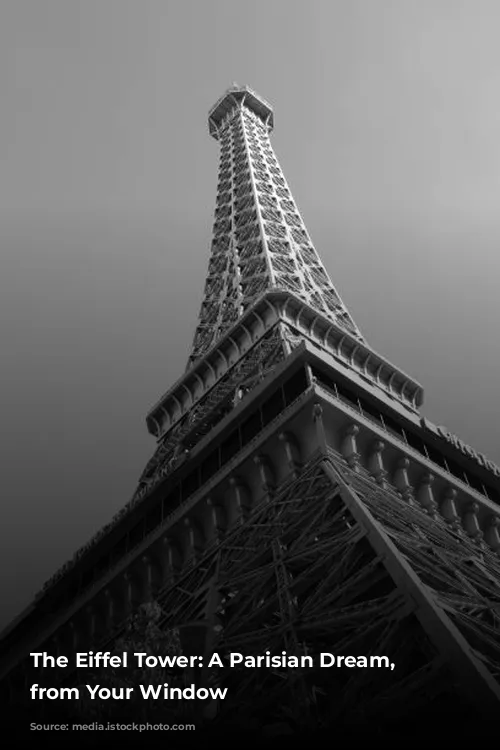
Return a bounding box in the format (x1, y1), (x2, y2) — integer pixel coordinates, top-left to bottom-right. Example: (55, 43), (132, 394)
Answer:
(1, 85), (500, 735)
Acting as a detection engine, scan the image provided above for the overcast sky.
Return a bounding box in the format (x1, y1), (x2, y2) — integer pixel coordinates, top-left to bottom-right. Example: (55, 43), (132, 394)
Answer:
(1, 0), (500, 631)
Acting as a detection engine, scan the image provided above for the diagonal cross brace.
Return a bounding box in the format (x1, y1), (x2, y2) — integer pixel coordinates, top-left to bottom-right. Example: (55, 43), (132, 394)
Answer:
(321, 459), (500, 714)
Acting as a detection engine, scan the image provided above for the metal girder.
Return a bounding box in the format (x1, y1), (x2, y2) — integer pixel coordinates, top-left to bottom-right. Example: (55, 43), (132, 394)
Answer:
(14, 450), (499, 730)
(188, 90), (362, 368)
(144, 453), (500, 727)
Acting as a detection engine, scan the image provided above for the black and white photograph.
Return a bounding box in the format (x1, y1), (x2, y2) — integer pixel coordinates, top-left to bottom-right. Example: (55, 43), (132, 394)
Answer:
(1, 1), (499, 745)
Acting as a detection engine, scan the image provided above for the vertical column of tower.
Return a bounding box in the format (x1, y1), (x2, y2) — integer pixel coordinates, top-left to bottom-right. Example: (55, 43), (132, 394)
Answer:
(187, 112), (239, 368)
(187, 96), (277, 369)
(186, 85), (364, 371)
(240, 103), (363, 341)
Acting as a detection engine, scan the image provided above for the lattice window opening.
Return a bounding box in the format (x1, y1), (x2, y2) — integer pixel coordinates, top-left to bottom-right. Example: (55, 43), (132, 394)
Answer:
(233, 170), (251, 188)
(291, 227), (309, 244)
(269, 164), (284, 177)
(269, 247), (295, 264)
(238, 239), (263, 260)
(234, 209), (258, 228)
(252, 167), (268, 183)
(239, 257), (268, 278)
(231, 147), (244, 160)
(275, 185), (291, 200)
(232, 129), (246, 142)
(309, 293), (329, 314)
(275, 274), (304, 294)
(251, 156), (267, 172)
(211, 233), (232, 251)
(260, 207), (283, 224)
(249, 143), (265, 156)
(271, 174), (286, 189)
(217, 160), (232, 178)
(310, 267), (330, 286)
(218, 164), (232, 180)
(265, 222), (288, 239)
(215, 204), (232, 220)
(234, 223), (258, 243)
(253, 168), (271, 186)
(247, 142), (262, 155)
(240, 274), (269, 294)
(267, 238), (291, 255)
(255, 183), (274, 197)
(321, 286), (345, 315)
(213, 220), (231, 238)
(219, 164), (231, 180)
(231, 134), (246, 149)
(232, 159), (250, 178)
(301, 275), (317, 294)
(234, 182), (253, 200)
(248, 147), (263, 160)
(216, 191), (232, 207)
(295, 258), (324, 282)
(232, 126), (245, 139)
(218, 179), (232, 194)
(231, 155), (247, 170)
(236, 223), (261, 243)
(270, 255), (298, 275)
(258, 193), (279, 210)
(247, 139), (262, 151)
(280, 199), (296, 213)
(232, 143), (246, 156)
(235, 194), (255, 212)
(264, 160), (279, 174)
(233, 153), (249, 170)
(265, 156), (279, 169)
(232, 129), (246, 143)
(284, 212), (302, 229)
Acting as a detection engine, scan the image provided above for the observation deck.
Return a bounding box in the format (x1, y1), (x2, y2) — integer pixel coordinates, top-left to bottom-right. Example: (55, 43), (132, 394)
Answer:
(208, 84), (274, 138)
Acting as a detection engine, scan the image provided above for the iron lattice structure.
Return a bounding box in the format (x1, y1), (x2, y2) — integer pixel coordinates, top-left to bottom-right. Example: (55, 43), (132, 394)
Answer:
(156, 451), (500, 727)
(1, 85), (500, 737)
(187, 84), (363, 370)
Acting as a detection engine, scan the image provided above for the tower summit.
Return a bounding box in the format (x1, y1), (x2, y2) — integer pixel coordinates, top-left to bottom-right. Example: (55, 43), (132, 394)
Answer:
(1, 86), (500, 735)
(208, 84), (274, 137)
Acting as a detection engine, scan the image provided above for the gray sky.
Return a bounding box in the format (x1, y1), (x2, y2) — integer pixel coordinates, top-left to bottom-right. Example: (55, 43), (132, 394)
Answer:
(1, 0), (499, 631)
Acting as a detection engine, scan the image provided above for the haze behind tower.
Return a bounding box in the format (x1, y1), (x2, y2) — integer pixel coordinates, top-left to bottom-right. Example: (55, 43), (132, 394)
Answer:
(1, 0), (499, 632)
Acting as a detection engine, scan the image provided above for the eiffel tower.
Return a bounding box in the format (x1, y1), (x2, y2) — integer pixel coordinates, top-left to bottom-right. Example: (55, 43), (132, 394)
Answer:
(1, 84), (500, 737)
